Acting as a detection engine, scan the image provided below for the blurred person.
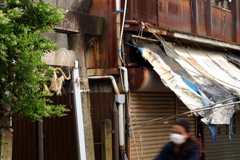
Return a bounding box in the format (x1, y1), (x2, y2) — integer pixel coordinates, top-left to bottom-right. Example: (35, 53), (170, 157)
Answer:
(154, 119), (199, 160)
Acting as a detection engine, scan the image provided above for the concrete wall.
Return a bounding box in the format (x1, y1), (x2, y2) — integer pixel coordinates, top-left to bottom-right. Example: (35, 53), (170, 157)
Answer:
(34, 0), (92, 12)
(41, 33), (68, 49)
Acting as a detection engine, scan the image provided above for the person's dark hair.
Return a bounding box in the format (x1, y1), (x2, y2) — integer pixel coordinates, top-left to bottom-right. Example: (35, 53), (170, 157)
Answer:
(174, 119), (190, 133)
(173, 119), (199, 160)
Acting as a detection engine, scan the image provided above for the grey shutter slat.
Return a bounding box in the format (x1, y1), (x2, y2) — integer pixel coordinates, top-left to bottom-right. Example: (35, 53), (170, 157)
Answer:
(203, 113), (240, 160)
(129, 92), (196, 160)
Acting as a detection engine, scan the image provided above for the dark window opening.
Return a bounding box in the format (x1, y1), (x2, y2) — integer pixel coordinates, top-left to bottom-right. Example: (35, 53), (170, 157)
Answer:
(212, 0), (231, 10)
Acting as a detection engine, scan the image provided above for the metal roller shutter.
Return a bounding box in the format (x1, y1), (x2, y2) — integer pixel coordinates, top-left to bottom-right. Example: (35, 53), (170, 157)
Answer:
(129, 92), (197, 160)
(178, 99), (196, 137)
(203, 113), (240, 160)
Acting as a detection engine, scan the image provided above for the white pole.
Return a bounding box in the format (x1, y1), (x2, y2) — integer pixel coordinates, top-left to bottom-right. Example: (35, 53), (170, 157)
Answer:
(118, 103), (124, 146)
(72, 61), (87, 160)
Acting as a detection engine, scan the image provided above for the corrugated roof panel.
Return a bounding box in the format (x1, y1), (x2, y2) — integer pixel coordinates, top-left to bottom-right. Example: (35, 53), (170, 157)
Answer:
(132, 37), (240, 125)
(170, 45), (240, 92)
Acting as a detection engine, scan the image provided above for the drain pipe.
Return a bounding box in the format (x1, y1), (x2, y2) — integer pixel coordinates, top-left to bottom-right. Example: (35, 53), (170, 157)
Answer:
(72, 61), (87, 160)
(88, 76), (120, 94)
(116, 0), (122, 67)
(112, 101), (119, 160)
(116, 0), (128, 158)
(88, 76), (126, 160)
(119, 67), (129, 93)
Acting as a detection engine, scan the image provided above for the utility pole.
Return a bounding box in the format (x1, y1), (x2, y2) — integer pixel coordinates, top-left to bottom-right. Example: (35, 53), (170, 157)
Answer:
(68, 33), (95, 160)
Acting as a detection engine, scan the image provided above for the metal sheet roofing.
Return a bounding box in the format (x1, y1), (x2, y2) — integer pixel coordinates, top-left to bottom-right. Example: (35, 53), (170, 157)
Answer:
(131, 37), (240, 125)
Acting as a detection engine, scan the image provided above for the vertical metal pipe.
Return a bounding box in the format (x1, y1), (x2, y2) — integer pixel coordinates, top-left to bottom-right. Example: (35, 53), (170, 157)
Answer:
(118, 103), (124, 147)
(119, 67), (129, 93)
(69, 34), (95, 160)
(36, 120), (44, 160)
(116, 0), (122, 67)
(112, 102), (119, 160)
(72, 61), (87, 160)
(118, 0), (128, 57)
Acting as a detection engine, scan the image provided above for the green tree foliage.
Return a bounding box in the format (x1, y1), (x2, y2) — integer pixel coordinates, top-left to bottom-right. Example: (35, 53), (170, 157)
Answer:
(0, 0), (68, 122)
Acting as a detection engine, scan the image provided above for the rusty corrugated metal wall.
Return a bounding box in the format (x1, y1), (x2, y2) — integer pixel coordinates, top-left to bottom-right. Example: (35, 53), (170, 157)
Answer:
(90, 92), (115, 160)
(12, 94), (78, 160)
(87, 0), (118, 75)
(125, 0), (240, 44)
(42, 94), (77, 160)
(12, 117), (37, 160)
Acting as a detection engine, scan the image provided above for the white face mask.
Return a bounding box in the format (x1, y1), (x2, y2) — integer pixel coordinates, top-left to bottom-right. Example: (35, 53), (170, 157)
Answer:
(169, 134), (186, 144)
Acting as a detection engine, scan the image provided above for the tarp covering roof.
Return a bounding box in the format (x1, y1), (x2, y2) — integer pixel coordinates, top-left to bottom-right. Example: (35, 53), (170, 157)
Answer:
(131, 37), (240, 125)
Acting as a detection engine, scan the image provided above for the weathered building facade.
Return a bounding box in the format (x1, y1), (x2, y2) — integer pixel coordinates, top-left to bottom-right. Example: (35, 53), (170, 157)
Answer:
(12, 0), (240, 160)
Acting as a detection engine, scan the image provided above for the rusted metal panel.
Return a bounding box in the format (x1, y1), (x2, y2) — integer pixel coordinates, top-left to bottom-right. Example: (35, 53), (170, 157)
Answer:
(145, 0), (158, 26)
(125, 0), (239, 45)
(197, 0), (207, 36)
(12, 94), (78, 160)
(79, 13), (104, 36)
(125, 0), (158, 25)
(125, 0), (192, 33)
(211, 6), (233, 43)
(87, 68), (119, 76)
(205, 0), (212, 37)
(236, 1), (240, 43)
(90, 93), (115, 160)
(230, 0), (240, 43)
(128, 68), (172, 92)
(43, 94), (78, 160)
(191, 0), (198, 34)
(230, 1), (239, 43)
(133, 0), (158, 26)
(128, 68), (144, 91)
(12, 117), (37, 160)
(87, 0), (118, 70)
(158, 0), (192, 33)
(223, 11), (233, 42)
(134, 0), (143, 23)
(125, 0), (134, 20)
(211, 7), (223, 40)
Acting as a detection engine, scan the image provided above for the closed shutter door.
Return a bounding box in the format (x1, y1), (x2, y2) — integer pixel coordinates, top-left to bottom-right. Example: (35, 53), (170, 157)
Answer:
(129, 92), (197, 160)
(178, 99), (196, 137)
(203, 113), (240, 160)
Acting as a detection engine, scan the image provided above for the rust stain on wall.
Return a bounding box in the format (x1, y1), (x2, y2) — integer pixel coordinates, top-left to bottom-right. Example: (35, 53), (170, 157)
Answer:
(87, 0), (118, 70)
(125, 0), (237, 44)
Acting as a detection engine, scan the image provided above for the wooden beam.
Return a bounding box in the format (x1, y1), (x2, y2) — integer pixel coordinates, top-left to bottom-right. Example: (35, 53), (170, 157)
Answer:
(101, 119), (112, 160)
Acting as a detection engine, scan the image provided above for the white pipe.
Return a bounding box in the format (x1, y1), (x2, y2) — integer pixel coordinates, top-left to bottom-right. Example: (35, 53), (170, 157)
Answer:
(118, 103), (124, 146)
(89, 75), (126, 149)
(119, 67), (129, 93)
(116, 0), (122, 67)
(115, 0), (121, 11)
(88, 76), (120, 95)
(72, 61), (87, 160)
(119, 0), (128, 52)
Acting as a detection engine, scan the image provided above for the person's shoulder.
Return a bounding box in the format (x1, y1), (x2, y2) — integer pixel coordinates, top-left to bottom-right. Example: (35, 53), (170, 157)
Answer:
(190, 143), (199, 151)
(163, 142), (174, 149)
